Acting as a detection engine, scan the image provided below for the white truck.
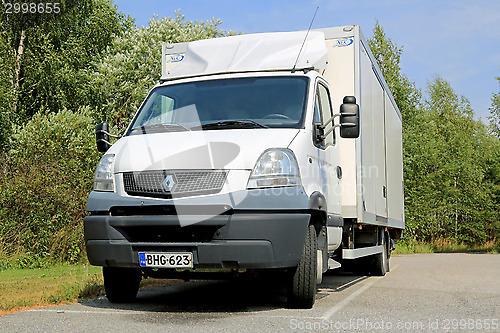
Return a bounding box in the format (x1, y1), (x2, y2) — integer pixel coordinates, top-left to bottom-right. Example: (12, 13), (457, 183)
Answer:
(85, 25), (404, 309)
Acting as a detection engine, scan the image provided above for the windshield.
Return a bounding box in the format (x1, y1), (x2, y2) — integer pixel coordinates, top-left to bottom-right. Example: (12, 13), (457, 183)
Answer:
(127, 76), (309, 135)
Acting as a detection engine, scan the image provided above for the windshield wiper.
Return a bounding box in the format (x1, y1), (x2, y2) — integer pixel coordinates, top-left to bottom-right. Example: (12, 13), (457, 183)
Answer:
(130, 123), (190, 134)
(194, 120), (269, 130)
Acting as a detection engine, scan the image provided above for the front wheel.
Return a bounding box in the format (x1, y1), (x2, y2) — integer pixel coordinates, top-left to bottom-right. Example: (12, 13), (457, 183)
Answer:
(287, 225), (318, 309)
(103, 267), (142, 303)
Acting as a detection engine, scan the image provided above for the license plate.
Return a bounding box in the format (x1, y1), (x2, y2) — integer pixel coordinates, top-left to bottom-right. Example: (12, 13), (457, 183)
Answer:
(139, 252), (193, 268)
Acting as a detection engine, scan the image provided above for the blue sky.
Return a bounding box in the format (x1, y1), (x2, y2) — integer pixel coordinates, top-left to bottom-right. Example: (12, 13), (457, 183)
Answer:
(114, 0), (500, 121)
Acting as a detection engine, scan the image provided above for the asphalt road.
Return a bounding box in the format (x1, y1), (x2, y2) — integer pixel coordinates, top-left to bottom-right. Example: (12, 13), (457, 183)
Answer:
(1, 253), (499, 332)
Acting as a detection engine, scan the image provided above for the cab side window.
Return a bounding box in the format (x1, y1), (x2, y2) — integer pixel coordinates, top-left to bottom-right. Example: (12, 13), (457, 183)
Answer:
(315, 83), (335, 147)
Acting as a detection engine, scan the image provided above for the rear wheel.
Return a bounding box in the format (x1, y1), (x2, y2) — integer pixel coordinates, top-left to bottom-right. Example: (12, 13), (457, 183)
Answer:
(371, 233), (389, 276)
(386, 234), (391, 273)
(103, 267), (142, 303)
(287, 225), (317, 309)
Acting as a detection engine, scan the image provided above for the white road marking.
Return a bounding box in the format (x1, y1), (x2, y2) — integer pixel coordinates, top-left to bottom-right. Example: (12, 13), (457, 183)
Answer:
(321, 277), (380, 319)
(255, 315), (325, 319)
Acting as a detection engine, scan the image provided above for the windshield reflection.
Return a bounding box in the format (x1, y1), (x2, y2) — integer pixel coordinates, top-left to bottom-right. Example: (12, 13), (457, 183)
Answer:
(127, 76), (309, 135)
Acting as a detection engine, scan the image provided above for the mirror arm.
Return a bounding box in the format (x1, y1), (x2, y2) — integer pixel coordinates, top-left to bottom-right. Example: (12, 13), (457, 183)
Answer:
(323, 113), (341, 127)
(317, 115), (344, 142)
(325, 123), (357, 138)
(96, 138), (113, 146)
(323, 124), (340, 138)
(96, 129), (122, 139)
(323, 142), (335, 149)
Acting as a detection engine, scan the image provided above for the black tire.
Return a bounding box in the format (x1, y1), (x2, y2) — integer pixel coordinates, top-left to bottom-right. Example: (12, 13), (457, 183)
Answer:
(385, 234), (391, 273)
(371, 233), (388, 276)
(287, 225), (317, 309)
(103, 267), (142, 303)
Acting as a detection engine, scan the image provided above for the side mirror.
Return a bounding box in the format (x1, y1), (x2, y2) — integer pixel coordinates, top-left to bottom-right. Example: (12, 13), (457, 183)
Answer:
(96, 122), (111, 152)
(340, 96), (360, 139)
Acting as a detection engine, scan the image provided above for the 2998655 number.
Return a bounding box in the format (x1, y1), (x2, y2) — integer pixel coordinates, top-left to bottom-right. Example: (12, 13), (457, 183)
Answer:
(4, 2), (60, 14)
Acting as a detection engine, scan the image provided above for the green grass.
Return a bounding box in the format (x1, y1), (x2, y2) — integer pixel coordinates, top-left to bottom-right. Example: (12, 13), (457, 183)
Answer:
(0, 264), (181, 315)
(394, 240), (500, 255)
(0, 264), (104, 314)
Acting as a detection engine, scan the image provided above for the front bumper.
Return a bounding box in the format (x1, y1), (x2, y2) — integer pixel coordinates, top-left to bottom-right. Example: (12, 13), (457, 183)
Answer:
(84, 188), (311, 270)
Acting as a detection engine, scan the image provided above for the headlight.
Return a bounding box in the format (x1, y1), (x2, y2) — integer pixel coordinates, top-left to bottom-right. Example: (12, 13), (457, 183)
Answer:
(94, 154), (115, 192)
(247, 149), (301, 189)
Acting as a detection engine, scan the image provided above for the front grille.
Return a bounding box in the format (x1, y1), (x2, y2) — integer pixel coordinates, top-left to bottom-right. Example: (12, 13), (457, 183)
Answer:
(123, 170), (228, 198)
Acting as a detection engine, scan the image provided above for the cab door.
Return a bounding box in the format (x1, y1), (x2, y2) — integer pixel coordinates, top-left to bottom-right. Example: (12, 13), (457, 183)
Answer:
(314, 81), (341, 217)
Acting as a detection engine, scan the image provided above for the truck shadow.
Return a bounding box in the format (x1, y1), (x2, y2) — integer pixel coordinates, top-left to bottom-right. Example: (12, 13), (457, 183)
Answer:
(80, 270), (369, 314)
(318, 270), (370, 298)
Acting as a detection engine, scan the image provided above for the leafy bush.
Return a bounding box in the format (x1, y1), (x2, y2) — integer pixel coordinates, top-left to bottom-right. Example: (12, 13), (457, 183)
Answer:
(0, 107), (101, 266)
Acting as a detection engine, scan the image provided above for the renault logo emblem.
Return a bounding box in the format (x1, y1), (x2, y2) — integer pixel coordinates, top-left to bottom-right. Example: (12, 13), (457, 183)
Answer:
(163, 175), (175, 192)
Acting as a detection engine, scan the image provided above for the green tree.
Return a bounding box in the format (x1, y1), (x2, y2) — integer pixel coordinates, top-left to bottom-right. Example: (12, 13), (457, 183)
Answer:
(369, 23), (499, 246)
(403, 76), (500, 245)
(0, 32), (13, 145)
(88, 11), (231, 127)
(486, 76), (500, 244)
(488, 76), (500, 138)
(423, 77), (491, 243)
(0, 0), (134, 132)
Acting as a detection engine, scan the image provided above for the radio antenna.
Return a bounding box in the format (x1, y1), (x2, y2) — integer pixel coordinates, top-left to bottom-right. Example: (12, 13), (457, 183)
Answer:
(292, 6), (319, 73)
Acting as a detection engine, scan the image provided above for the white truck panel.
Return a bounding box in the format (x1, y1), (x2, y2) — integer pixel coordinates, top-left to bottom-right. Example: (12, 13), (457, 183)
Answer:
(385, 94), (405, 228)
(359, 44), (377, 223)
(161, 31), (328, 81)
(359, 43), (388, 224)
(322, 37), (357, 218)
(318, 26), (404, 229)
